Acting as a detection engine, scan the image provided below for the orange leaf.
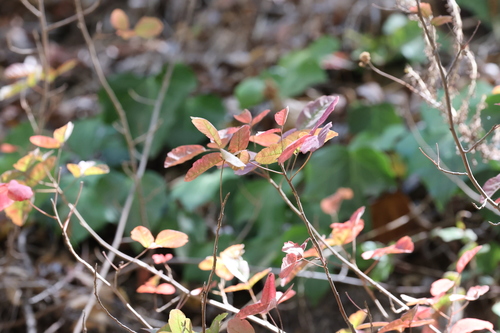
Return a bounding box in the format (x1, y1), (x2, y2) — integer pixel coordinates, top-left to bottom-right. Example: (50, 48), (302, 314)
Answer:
(320, 188), (354, 215)
(198, 256), (234, 280)
(250, 130), (281, 147)
(53, 122), (74, 144)
(275, 107), (289, 126)
(0, 143), (17, 153)
(224, 268), (271, 293)
(361, 236), (414, 260)
(110, 8), (130, 31)
(153, 229), (189, 248)
(29, 135), (61, 149)
(329, 207), (365, 245)
(164, 145), (206, 168)
(234, 109), (252, 124)
(185, 152), (223, 181)
(4, 200), (32, 226)
(228, 125), (250, 153)
(134, 17), (164, 39)
(251, 109), (270, 126)
(130, 226), (155, 248)
(191, 117), (222, 147)
(409, 2), (433, 18)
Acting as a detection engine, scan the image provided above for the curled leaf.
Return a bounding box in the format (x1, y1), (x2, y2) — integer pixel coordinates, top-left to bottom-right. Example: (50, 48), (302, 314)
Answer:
(67, 161), (109, 178)
(456, 245), (482, 273)
(131, 226), (155, 248)
(361, 236), (414, 260)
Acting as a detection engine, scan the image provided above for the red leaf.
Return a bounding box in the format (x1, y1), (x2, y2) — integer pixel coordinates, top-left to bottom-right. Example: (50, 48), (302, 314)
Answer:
(227, 318), (255, 333)
(361, 236), (414, 260)
(275, 107), (289, 126)
(164, 145), (206, 168)
(234, 109), (252, 124)
(277, 134), (312, 164)
(228, 125), (250, 153)
(236, 273), (277, 319)
(191, 117), (223, 148)
(185, 152), (223, 181)
(456, 245), (482, 274)
(296, 95), (338, 130)
(29, 135), (61, 149)
(251, 109), (271, 126)
(153, 229), (189, 249)
(320, 188), (354, 215)
(430, 278), (455, 297)
(131, 226), (155, 248)
(450, 318), (494, 333)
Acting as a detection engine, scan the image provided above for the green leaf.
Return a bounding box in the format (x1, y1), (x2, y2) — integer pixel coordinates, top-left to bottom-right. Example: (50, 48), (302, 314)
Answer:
(168, 309), (193, 333)
(235, 77), (266, 109)
(99, 64), (197, 159)
(134, 17), (163, 39)
(207, 313), (228, 333)
(348, 102), (402, 135)
(304, 145), (396, 205)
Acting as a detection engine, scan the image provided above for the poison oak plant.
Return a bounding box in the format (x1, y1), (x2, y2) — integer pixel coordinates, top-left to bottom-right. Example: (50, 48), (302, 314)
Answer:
(1, 0), (498, 332)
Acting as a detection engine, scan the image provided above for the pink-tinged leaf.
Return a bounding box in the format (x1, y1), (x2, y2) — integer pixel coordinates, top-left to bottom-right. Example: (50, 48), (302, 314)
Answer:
(29, 135), (61, 149)
(431, 15), (452, 26)
(228, 125), (250, 153)
(280, 253), (299, 280)
(4, 200), (31, 226)
(53, 122), (74, 144)
(456, 245), (482, 274)
(277, 134), (312, 164)
(275, 107), (289, 126)
(185, 152), (223, 181)
(409, 2), (433, 18)
(300, 122), (333, 154)
(0, 143), (17, 153)
(234, 109), (252, 124)
(154, 283), (176, 295)
(276, 287), (296, 304)
(164, 145), (206, 168)
(251, 109), (271, 126)
(450, 318), (494, 333)
(250, 130), (281, 147)
(296, 95), (338, 130)
(310, 96), (339, 133)
(134, 17), (164, 39)
(220, 149), (246, 169)
(320, 188), (354, 215)
(255, 138), (292, 165)
(152, 253), (173, 264)
(191, 117), (223, 148)
(130, 226), (154, 248)
(430, 278), (455, 297)
(227, 318), (255, 333)
(110, 8), (130, 31)
(481, 173), (500, 203)
(361, 236), (414, 260)
(6, 180), (33, 201)
(450, 285), (490, 302)
(152, 229), (189, 249)
(329, 207), (365, 245)
(377, 319), (435, 333)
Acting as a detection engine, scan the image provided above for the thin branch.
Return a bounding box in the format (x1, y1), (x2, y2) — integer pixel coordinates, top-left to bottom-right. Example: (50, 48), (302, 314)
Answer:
(419, 147), (467, 175)
(464, 124), (500, 153)
(92, 266), (137, 333)
(47, 0), (100, 31)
